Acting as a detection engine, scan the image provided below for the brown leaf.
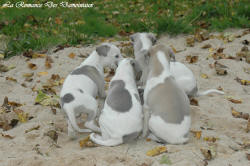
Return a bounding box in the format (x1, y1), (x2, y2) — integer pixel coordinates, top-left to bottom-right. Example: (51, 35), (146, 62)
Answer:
(25, 125), (40, 133)
(190, 98), (199, 106)
(203, 137), (217, 142)
(1, 133), (15, 139)
(8, 101), (22, 107)
(0, 120), (12, 131)
(214, 61), (227, 75)
(32, 53), (46, 59)
(201, 44), (212, 49)
(23, 49), (33, 58)
(45, 56), (53, 69)
(227, 97), (242, 104)
(6, 76), (17, 82)
(186, 37), (195, 47)
(235, 77), (250, 86)
(186, 55), (198, 63)
(191, 130), (202, 139)
(0, 64), (9, 72)
(13, 109), (28, 123)
(79, 135), (98, 148)
(217, 48), (224, 53)
(246, 119), (250, 133)
(146, 146), (167, 157)
(23, 73), (34, 78)
(246, 153), (250, 161)
(55, 17), (62, 25)
(28, 63), (37, 70)
(45, 130), (58, 142)
(68, 53), (76, 59)
(200, 148), (212, 160)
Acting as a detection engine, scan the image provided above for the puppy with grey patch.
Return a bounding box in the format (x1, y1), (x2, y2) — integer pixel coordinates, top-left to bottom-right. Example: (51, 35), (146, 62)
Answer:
(142, 44), (190, 144)
(130, 32), (224, 97)
(90, 58), (143, 146)
(60, 43), (123, 138)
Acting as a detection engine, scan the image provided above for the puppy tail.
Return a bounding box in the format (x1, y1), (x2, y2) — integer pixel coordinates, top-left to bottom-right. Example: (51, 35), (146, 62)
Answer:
(67, 108), (91, 133)
(196, 89), (224, 97)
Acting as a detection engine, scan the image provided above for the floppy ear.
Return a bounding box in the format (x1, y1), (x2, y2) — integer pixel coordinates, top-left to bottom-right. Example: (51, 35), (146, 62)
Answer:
(130, 33), (138, 42)
(147, 33), (156, 45)
(96, 45), (110, 57)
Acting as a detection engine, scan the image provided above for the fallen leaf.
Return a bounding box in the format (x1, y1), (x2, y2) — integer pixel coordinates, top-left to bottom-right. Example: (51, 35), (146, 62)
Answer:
(186, 55), (198, 63)
(68, 53), (76, 59)
(246, 153), (250, 161)
(201, 73), (208, 79)
(235, 77), (250, 86)
(79, 135), (98, 148)
(146, 146), (167, 157)
(200, 148), (212, 160)
(23, 73), (34, 78)
(159, 155), (172, 165)
(35, 90), (60, 107)
(1, 133), (14, 139)
(191, 130), (202, 139)
(186, 37), (195, 47)
(246, 119), (250, 133)
(8, 100), (22, 107)
(23, 49), (33, 58)
(25, 125), (40, 133)
(13, 109), (28, 123)
(231, 107), (249, 120)
(45, 56), (53, 69)
(55, 17), (62, 25)
(190, 98), (199, 106)
(201, 44), (212, 49)
(214, 61), (227, 75)
(203, 137), (217, 142)
(217, 48), (224, 53)
(0, 54), (4, 59)
(241, 46), (249, 52)
(37, 71), (48, 76)
(32, 53), (46, 58)
(0, 64), (9, 72)
(5, 76), (17, 82)
(45, 130), (58, 142)
(28, 63), (37, 70)
(227, 97), (242, 104)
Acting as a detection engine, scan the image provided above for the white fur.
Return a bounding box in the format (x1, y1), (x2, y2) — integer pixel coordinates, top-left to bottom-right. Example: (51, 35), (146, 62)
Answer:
(60, 43), (123, 138)
(132, 32), (224, 97)
(90, 59), (143, 146)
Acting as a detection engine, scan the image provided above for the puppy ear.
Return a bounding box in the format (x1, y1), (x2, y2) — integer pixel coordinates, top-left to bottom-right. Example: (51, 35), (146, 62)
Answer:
(96, 45), (111, 57)
(147, 33), (156, 45)
(130, 33), (138, 42)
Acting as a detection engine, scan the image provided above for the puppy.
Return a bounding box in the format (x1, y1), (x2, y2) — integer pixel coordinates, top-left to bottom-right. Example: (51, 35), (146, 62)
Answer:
(60, 43), (123, 138)
(90, 58), (143, 146)
(142, 44), (190, 144)
(130, 32), (224, 97)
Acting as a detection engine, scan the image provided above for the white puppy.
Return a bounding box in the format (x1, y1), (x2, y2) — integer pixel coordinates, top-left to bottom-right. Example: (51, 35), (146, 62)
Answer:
(90, 58), (143, 146)
(130, 32), (224, 97)
(143, 44), (190, 144)
(60, 43), (123, 138)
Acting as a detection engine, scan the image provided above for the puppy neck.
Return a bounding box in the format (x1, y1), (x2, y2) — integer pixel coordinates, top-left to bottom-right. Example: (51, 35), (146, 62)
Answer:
(112, 61), (135, 85)
(82, 51), (103, 72)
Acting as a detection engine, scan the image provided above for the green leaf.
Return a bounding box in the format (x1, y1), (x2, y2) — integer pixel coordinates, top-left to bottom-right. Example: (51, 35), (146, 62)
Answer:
(159, 155), (172, 165)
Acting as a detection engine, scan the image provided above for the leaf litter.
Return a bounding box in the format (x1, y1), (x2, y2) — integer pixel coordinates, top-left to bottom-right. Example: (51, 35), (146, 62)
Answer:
(146, 146), (167, 157)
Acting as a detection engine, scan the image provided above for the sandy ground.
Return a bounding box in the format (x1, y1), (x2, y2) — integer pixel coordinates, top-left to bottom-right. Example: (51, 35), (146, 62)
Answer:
(0, 29), (249, 166)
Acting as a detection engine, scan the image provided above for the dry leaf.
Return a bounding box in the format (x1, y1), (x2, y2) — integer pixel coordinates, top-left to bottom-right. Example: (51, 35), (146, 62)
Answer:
(23, 49), (33, 58)
(186, 55), (198, 63)
(45, 130), (58, 142)
(6, 76), (17, 82)
(190, 98), (199, 106)
(79, 135), (98, 148)
(241, 46), (249, 52)
(227, 97), (242, 104)
(32, 53), (46, 58)
(23, 73), (34, 78)
(231, 107), (249, 120)
(55, 17), (62, 25)
(235, 77), (250, 86)
(201, 73), (208, 79)
(159, 155), (172, 165)
(13, 109), (28, 123)
(203, 137), (217, 142)
(68, 53), (76, 59)
(186, 37), (195, 47)
(28, 63), (37, 70)
(214, 61), (227, 75)
(146, 146), (167, 157)
(200, 148), (212, 160)
(37, 71), (48, 76)
(191, 130), (202, 139)
(25, 125), (40, 133)
(1, 133), (15, 139)
(45, 56), (53, 69)
(0, 64), (9, 72)
(246, 119), (250, 133)
(201, 44), (212, 49)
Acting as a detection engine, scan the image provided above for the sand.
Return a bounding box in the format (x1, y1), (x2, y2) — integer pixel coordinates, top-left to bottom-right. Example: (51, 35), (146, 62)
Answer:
(0, 29), (249, 166)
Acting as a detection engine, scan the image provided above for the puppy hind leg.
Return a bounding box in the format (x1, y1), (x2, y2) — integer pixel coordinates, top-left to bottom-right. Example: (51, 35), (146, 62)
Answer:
(142, 106), (150, 138)
(90, 133), (122, 146)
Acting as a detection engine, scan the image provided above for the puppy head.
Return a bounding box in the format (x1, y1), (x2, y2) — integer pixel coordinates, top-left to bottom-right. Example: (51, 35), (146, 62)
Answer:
(149, 44), (175, 63)
(146, 33), (157, 45)
(96, 43), (123, 68)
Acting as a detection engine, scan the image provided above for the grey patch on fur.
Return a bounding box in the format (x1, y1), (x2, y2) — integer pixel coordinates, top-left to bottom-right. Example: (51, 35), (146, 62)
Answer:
(147, 77), (190, 124)
(122, 132), (139, 143)
(71, 65), (105, 97)
(78, 89), (84, 93)
(134, 93), (141, 104)
(187, 86), (198, 97)
(74, 105), (95, 121)
(61, 93), (74, 107)
(96, 45), (111, 57)
(106, 80), (132, 112)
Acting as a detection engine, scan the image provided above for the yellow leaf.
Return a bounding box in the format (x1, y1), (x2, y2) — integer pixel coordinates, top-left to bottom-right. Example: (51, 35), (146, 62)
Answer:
(23, 73), (34, 78)
(13, 109), (28, 123)
(226, 96), (242, 104)
(79, 135), (97, 148)
(209, 48), (214, 53)
(146, 146), (167, 157)
(68, 53), (76, 59)
(203, 137), (217, 142)
(201, 73), (208, 79)
(37, 71), (48, 76)
(191, 130), (202, 139)
(32, 53), (46, 58)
